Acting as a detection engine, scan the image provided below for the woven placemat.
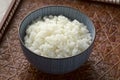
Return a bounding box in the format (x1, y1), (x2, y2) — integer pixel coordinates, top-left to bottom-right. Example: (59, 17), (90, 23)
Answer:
(0, 0), (120, 80)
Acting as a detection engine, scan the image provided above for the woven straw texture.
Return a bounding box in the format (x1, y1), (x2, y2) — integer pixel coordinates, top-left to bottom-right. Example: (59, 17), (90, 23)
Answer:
(0, 0), (120, 80)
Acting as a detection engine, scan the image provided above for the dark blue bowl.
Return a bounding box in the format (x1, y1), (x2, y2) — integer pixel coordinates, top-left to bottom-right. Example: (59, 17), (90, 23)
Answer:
(19, 6), (95, 74)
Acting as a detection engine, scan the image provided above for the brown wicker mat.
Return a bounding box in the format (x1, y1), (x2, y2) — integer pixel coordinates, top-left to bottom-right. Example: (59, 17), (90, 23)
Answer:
(0, 0), (120, 80)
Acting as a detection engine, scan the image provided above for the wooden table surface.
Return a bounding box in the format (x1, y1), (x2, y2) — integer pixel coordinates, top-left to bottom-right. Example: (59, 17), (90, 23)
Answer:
(0, 0), (120, 80)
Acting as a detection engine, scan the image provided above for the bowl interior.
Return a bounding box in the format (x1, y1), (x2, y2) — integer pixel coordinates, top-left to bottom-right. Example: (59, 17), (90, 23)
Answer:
(19, 6), (95, 55)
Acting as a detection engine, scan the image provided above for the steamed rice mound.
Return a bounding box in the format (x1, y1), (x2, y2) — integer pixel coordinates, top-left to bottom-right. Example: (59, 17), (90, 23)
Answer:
(24, 15), (92, 58)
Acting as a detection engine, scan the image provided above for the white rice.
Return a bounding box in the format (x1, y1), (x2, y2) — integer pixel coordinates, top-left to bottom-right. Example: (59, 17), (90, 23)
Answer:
(24, 15), (92, 58)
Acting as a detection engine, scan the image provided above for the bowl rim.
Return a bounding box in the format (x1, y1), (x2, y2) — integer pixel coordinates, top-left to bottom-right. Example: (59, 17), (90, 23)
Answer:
(18, 5), (96, 60)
